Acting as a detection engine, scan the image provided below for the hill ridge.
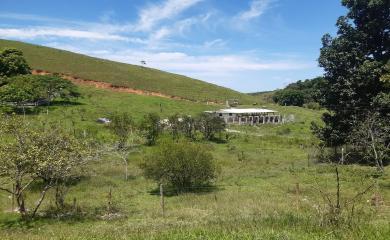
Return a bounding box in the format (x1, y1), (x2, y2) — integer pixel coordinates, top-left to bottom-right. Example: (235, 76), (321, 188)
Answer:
(31, 69), (222, 104)
(0, 39), (255, 104)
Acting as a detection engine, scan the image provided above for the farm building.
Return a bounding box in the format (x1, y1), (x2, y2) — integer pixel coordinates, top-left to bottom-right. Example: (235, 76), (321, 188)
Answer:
(206, 108), (282, 125)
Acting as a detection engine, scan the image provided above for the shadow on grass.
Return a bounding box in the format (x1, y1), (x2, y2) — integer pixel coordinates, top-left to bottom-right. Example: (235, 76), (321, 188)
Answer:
(47, 100), (84, 106)
(3, 100), (84, 116)
(148, 184), (222, 197)
(0, 204), (110, 229)
(28, 176), (88, 193)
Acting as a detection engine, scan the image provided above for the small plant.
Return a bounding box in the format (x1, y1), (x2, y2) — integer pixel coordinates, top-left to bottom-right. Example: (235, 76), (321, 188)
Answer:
(277, 127), (291, 135)
(237, 151), (247, 162)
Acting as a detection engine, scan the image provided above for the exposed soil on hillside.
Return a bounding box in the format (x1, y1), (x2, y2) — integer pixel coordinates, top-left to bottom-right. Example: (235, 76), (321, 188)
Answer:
(32, 69), (219, 104)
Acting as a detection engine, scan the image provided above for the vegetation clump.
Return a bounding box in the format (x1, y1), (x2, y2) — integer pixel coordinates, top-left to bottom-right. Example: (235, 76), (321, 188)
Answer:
(0, 115), (90, 218)
(0, 48), (80, 113)
(140, 139), (217, 192)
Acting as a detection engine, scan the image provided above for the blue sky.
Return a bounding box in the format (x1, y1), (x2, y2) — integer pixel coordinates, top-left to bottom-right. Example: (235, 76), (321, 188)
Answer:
(0, 0), (346, 92)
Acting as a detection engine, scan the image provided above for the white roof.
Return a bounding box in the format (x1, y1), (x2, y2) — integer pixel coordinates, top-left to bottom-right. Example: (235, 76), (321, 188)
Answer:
(215, 108), (277, 114)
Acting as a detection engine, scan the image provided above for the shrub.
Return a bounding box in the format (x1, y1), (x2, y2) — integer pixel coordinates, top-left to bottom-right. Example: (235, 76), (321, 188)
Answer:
(303, 102), (322, 110)
(196, 113), (226, 141)
(140, 113), (161, 146)
(140, 139), (217, 191)
(108, 112), (134, 149)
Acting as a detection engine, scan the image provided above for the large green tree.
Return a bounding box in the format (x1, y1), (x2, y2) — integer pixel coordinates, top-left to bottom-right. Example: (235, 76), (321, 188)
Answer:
(0, 74), (79, 108)
(0, 48), (30, 85)
(314, 0), (390, 147)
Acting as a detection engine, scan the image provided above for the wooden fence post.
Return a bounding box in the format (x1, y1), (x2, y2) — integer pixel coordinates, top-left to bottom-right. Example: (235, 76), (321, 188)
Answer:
(73, 197), (77, 212)
(108, 187), (112, 213)
(160, 184), (165, 217)
(295, 182), (300, 210)
(11, 184), (15, 211)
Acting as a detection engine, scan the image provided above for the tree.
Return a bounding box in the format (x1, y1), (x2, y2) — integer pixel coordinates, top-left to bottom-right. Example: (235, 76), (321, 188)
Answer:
(0, 115), (89, 217)
(168, 113), (181, 139)
(180, 115), (196, 140)
(107, 112), (137, 181)
(3, 74), (79, 102)
(0, 116), (38, 217)
(108, 112), (134, 149)
(0, 74), (80, 113)
(272, 77), (326, 107)
(349, 114), (389, 172)
(140, 113), (161, 146)
(140, 139), (217, 191)
(35, 74), (80, 102)
(272, 89), (306, 106)
(0, 48), (30, 83)
(196, 113), (226, 141)
(314, 0), (389, 147)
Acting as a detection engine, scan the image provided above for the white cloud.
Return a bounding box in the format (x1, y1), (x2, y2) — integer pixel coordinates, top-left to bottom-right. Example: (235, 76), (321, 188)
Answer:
(0, 27), (146, 43)
(135, 0), (203, 31)
(237, 0), (273, 21)
(84, 49), (312, 74)
(203, 39), (226, 48)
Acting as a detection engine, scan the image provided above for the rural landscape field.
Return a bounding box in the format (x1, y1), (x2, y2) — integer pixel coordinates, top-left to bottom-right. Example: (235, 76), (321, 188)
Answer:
(0, 0), (389, 239)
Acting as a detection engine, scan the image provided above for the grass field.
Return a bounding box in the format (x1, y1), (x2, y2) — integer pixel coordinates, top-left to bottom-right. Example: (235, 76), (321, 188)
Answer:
(0, 39), (256, 104)
(0, 84), (389, 240)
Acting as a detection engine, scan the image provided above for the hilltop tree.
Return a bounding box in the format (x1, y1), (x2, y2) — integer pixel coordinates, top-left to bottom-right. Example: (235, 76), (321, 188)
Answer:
(313, 0), (390, 147)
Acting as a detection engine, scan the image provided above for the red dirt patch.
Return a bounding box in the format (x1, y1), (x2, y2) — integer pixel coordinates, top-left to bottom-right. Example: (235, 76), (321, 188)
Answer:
(31, 69), (196, 102)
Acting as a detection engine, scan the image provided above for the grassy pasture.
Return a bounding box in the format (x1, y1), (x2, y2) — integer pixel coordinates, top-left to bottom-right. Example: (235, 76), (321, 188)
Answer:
(0, 85), (389, 239)
(0, 39), (256, 104)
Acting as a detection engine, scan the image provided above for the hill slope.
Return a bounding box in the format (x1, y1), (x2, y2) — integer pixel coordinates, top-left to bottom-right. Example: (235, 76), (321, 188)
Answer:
(0, 39), (255, 103)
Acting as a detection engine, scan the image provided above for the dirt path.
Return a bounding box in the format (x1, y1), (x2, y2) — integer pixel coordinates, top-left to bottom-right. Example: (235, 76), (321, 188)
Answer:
(31, 69), (205, 103)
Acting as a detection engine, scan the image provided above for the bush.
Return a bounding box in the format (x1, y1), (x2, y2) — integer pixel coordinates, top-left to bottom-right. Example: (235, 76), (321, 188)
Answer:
(140, 113), (161, 146)
(140, 139), (217, 191)
(303, 102), (322, 110)
(196, 113), (226, 141)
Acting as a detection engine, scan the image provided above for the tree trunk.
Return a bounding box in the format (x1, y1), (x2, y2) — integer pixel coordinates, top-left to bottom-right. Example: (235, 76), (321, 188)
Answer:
(369, 128), (383, 171)
(14, 182), (27, 217)
(124, 160), (128, 181)
(32, 185), (51, 218)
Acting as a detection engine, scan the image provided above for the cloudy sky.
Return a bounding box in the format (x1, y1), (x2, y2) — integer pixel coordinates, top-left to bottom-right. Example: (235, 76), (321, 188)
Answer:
(0, 0), (346, 92)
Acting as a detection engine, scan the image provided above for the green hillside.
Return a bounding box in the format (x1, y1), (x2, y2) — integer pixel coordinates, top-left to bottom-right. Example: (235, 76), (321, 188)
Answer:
(0, 39), (255, 103)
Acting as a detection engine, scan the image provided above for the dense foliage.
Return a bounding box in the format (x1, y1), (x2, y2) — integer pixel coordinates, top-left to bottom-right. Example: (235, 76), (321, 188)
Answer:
(0, 48), (30, 84)
(272, 77), (325, 107)
(140, 113), (162, 146)
(140, 140), (216, 191)
(311, 0), (390, 169)
(0, 48), (80, 112)
(0, 74), (80, 105)
(108, 112), (134, 149)
(195, 113), (226, 141)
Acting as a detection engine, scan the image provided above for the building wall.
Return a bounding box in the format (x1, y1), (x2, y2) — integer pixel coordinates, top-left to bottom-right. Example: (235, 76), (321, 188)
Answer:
(217, 113), (282, 125)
